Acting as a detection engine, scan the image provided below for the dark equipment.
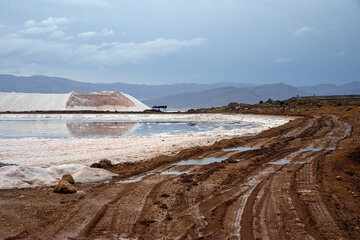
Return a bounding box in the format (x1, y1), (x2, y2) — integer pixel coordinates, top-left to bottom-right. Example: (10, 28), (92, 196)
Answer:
(152, 105), (167, 112)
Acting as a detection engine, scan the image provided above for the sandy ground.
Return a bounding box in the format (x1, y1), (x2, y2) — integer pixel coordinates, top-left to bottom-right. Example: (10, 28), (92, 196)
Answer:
(1, 114), (360, 239)
(0, 114), (293, 167)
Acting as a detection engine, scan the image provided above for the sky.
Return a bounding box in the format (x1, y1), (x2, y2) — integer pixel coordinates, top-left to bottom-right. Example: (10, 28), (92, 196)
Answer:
(0, 0), (359, 86)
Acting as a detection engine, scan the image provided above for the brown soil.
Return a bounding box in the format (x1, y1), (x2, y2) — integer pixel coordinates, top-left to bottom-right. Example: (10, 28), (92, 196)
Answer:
(1, 100), (360, 239)
(66, 92), (135, 110)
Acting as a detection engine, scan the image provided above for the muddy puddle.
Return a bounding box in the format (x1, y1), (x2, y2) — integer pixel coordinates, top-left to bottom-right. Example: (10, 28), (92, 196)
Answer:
(326, 136), (345, 140)
(117, 173), (154, 183)
(172, 157), (227, 166)
(160, 168), (188, 175)
(222, 146), (259, 152)
(269, 159), (290, 165)
(299, 147), (336, 152)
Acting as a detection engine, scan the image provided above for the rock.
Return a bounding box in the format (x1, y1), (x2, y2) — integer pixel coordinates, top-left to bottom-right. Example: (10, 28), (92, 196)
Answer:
(335, 175), (342, 181)
(90, 163), (101, 168)
(90, 159), (113, 168)
(61, 174), (75, 184)
(99, 159), (112, 168)
(53, 180), (77, 194)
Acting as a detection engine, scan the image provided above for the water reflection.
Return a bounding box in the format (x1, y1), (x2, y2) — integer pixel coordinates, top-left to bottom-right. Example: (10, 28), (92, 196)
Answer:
(0, 120), (249, 139)
(66, 122), (138, 137)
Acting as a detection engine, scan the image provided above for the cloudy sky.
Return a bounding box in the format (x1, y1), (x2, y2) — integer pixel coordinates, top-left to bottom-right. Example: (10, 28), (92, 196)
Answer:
(0, 0), (359, 85)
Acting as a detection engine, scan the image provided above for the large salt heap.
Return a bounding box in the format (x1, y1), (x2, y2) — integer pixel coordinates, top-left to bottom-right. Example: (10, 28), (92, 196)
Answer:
(0, 91), (149, 112)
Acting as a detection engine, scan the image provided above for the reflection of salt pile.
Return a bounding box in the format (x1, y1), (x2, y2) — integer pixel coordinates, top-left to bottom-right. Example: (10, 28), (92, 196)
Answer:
(0, 91), (149, 112)
(66, 122), (139, 137)
(0, 164), (116, 189)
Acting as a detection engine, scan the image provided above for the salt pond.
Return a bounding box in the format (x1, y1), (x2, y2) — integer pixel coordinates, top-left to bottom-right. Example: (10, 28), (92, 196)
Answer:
(0, 120), (250, 139)
(0, 113), (294, 189)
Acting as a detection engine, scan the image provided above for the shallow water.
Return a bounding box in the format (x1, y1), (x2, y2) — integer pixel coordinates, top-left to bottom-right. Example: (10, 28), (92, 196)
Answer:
(326, 136), (345, 140)
(0, 119), (250, 139)
(160, 169), (188, 175)
(299, 147), (336, 152)
(223, 146), (259, 152)
(117, 173), (154, 183)
(173, 157), (227, 166)
(269, 159), (290, 165)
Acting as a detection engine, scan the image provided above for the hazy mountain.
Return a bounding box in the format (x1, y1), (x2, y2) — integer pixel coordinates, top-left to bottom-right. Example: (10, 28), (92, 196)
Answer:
(299, 81), (360, 96)
(0, 74), (253, 101)
(339, 81), (360, 94)
(144, 83), (310, 109)
(1, 74), (359, 110)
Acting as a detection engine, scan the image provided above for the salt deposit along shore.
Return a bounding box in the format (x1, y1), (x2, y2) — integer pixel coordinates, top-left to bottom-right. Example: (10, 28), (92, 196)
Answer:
(0, 113), (295, 189)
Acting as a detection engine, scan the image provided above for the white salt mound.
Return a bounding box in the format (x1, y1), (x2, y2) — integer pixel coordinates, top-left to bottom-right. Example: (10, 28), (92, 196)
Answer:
(0, 164), (117, 189)
(0, 91), (150, 112)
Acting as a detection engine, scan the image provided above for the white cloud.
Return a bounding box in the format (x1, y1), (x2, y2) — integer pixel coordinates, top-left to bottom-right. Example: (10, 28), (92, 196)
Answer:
(338, 50), (346, 58)
(73, 38), (208, 64)
(24, 20), (35, 28)
(78, 29), (114, 38)
(0, 34), (207, 66)
(41, 17), (71, 26)
(78, 31), (98, 38)
(294, 26), (313, 37)
(100, 29), (114, 36)
(49, 30), (66, 39)
(275, 57), (292, 63)
(20, 17), (72, 36)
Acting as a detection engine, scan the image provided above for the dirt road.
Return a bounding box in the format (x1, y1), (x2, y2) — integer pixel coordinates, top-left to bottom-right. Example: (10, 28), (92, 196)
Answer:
(1, 115), (359, 239)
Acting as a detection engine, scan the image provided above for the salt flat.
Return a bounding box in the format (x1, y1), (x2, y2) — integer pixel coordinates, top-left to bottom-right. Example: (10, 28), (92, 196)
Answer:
(0, 113), (293, 167)
(0, 113), (294, 188)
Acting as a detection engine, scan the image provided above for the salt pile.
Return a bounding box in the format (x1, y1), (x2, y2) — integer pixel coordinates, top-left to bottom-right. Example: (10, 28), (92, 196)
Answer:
(0, 91), (149, 112)
(0, 164), (116, 189)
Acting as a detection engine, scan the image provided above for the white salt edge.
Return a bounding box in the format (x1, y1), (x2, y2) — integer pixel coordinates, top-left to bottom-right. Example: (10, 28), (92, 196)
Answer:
(0, 164), (117, 189)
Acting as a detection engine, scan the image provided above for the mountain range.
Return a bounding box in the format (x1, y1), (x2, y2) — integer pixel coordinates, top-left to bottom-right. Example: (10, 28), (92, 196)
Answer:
(1, 74), (359, 110)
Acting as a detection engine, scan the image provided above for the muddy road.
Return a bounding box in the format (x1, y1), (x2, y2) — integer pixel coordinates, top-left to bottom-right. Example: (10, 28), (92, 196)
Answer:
(1, 115), (359, 239)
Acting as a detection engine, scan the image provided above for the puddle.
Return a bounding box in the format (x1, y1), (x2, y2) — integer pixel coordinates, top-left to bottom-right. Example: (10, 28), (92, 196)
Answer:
(117, 173), (154, 183)
(298, 189), (313, 193)
(299, 148), (336, 152)
(160, 169), (187, 175)
(223, 146), (259, 152)
(173, 157), (227, 166)
(269, 159), (290, 165)
(326, 136), (345, 140)
(235, 158), (245, 162)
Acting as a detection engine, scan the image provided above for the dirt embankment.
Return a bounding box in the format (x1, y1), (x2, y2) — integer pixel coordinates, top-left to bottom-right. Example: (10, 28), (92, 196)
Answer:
(1, 100), (360, 239)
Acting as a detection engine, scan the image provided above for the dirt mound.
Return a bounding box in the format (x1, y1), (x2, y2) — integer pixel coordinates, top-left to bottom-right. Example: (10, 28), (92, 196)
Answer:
(66, 92), (135, 110)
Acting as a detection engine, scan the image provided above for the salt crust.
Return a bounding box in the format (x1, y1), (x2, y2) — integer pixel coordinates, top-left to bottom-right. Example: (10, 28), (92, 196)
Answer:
(0, 114), (295, 189)
(0, 164), (116, 189)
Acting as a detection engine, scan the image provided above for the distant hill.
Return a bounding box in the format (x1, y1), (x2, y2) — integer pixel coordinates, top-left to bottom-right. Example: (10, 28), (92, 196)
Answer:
(299, 81), (360, 96)
(0, 74), (253, 101)
(145, 82), (360, 109)
(144, 83), (310, 109)
(1, 74), (359, 110)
